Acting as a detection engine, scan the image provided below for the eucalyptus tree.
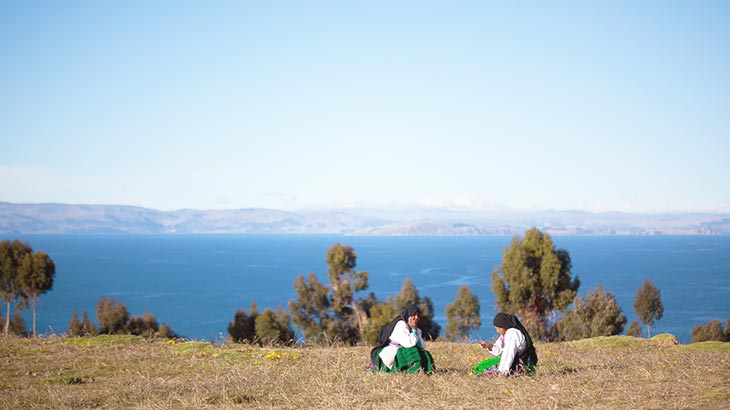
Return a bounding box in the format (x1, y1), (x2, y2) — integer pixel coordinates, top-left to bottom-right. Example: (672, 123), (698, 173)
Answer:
(445, 285), (481, 342)
(326, 243), (369, 339)
(288, 273), (334, 344)
(491, 228), (580, 340)
(633, 279), (664, 338)
(18, 251), (55, 337)
(289, 243), (369, 345)
(0, 240), (32, 336)
(362, 302), (395, 345)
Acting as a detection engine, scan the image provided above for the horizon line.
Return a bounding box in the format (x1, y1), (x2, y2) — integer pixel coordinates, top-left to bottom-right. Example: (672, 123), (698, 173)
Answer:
(2, 200), (729, 216)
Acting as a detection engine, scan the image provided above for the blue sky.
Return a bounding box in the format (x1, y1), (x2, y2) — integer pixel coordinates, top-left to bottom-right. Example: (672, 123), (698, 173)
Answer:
(1, 1), (728, 212)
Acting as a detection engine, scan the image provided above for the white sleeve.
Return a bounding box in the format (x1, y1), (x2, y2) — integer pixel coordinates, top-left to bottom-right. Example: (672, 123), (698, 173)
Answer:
(497, 328), (526, 375)
(389, 320), (419, 348)
(489, 335), (504, 356)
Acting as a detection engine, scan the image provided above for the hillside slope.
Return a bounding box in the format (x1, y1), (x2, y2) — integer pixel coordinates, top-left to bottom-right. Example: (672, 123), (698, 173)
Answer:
(1, 335), (728, 409)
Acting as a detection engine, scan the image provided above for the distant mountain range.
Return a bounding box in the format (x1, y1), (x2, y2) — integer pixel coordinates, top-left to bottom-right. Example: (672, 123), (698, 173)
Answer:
(1, 202), (729, 235)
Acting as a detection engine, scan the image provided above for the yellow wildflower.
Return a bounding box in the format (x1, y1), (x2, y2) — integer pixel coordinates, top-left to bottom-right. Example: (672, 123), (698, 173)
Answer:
(265, 351), (283, 360)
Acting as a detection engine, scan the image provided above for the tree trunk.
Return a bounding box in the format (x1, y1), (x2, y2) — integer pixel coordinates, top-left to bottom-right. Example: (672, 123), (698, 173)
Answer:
(3, 301), (10, 336)
(352, 303), (367, 337)
(31, 297), (37, 337)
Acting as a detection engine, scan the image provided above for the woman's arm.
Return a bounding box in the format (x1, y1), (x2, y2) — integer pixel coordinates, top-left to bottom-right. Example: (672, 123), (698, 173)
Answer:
(496, 328), (525, 375)
(416, 328), (425, 348)
(482, 336), (503, 356)
(389, 320), (419, 348)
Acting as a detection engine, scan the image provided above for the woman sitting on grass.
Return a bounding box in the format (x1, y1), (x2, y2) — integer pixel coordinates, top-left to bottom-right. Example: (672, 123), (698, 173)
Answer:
(474, 312), (538, 377)
(369, 306), (434, 373)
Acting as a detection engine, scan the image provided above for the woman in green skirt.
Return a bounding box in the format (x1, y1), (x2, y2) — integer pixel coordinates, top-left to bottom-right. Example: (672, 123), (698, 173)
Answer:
(474, 312), (537, 377)
(370, 306), (434, 373)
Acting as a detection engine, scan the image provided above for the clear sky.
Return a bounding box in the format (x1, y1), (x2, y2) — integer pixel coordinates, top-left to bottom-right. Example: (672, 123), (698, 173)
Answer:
(1, 1), (728, 212)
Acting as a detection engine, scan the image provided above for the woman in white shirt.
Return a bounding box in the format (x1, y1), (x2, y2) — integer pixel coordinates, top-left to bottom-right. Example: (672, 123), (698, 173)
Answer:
(477, 312), (538, 376)
(370, 306), (434, 373)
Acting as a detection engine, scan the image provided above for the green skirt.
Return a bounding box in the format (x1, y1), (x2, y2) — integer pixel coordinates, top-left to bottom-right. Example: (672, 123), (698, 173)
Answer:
(473, 356), (536, 376)
(473, 357), (501, 375)
(374, 346), (434, 374)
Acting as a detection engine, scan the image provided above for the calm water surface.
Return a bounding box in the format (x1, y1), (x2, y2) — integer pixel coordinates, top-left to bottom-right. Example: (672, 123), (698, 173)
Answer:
(3, 234), (729, 344)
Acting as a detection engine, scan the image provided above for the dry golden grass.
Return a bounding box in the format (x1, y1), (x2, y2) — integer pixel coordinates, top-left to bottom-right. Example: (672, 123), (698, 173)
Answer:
(1, 334), (729, 409)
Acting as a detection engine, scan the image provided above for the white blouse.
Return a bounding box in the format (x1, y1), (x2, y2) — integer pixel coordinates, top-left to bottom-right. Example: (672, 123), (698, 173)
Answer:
(489, 328), (527, 375)
(378, 320), (425, 369)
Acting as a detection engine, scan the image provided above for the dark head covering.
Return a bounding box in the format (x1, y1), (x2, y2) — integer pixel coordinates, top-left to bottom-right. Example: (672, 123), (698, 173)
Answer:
(493, 312), (532, 345)
(492, 312), (538, 369)
(402, 306), (420, 322)
(493, 312), (514, 329)
(370, 306), (420, 367)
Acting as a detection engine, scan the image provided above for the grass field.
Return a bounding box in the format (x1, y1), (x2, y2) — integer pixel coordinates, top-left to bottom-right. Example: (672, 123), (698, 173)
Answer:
(1, 334), (729, 409)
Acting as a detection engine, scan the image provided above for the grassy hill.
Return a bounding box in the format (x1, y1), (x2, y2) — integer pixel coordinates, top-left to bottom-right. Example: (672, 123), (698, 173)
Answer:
(1, 335), (729, 409)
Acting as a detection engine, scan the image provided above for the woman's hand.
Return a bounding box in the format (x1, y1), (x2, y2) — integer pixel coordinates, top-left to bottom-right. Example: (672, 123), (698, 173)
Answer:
(407, 316), (418, 330)
(479, 341), (493, 349)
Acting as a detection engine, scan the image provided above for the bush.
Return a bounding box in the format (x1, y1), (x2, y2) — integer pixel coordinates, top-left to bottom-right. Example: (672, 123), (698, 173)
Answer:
(228, 302), (258, 343)
(158, 324), (176, 339)
(68, 310), (97, 337)
(80, 311), (97, 336)
(128, 313), (159, 338)
(67, 310), (81, 336)
(9, 311), (27, 337)
(254, 306), (295, 345)
(93, 297), (174, 338)
(691, 318), (729, 343)
(626, 320), (642, 337)
(555, 285), (626, 341)
(96, 296), (130, 335)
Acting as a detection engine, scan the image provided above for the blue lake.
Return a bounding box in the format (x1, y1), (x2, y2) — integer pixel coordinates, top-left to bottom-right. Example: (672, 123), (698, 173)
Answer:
(3, 234), (729, 344)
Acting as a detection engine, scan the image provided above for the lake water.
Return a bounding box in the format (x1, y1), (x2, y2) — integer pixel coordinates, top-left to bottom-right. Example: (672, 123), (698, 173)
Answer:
(3, 234), (729, 344)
